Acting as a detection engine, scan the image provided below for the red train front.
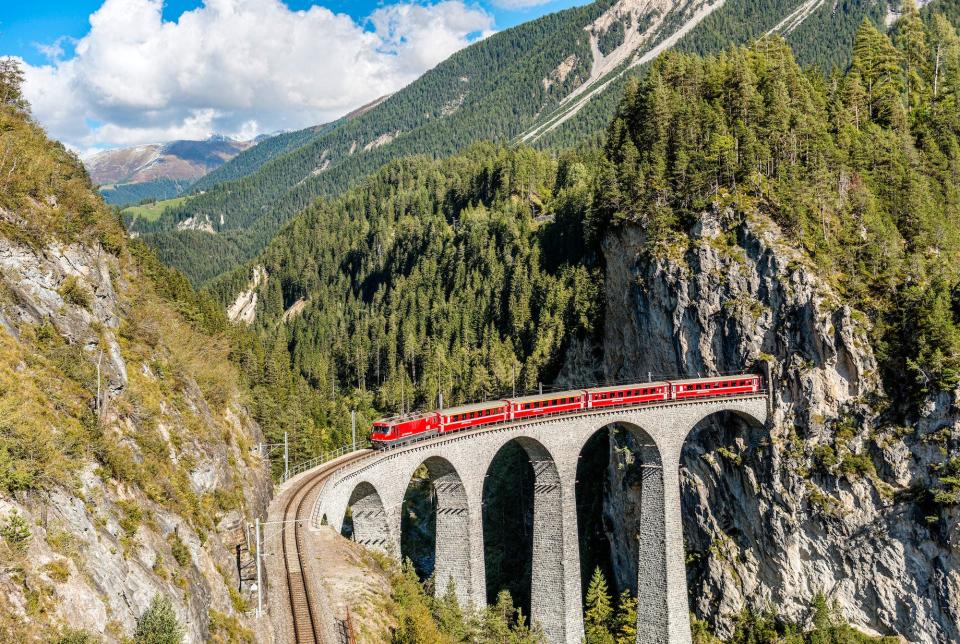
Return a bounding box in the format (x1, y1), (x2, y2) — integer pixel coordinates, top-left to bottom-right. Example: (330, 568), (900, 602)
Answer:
(369, 412), (440, 448)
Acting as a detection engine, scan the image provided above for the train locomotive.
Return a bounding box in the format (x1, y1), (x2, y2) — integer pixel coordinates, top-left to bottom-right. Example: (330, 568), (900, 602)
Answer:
(370, 374), (762, 449)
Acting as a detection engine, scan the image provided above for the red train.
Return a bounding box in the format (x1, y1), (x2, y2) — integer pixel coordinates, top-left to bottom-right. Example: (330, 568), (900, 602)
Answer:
(370, 374), (762, 448)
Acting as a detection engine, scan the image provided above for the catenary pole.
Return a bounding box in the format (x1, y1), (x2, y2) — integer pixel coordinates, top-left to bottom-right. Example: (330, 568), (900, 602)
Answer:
(351, 410), (356, 452)
(255, 517), (262, 618)
(283, 432), (289, 481)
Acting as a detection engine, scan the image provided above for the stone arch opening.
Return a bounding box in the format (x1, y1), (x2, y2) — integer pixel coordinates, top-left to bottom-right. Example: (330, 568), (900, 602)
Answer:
(343, 481), (393, 553)
(575, 420), (666, 643)
(320, 513), (328, 526)
(680, 408), (768, 631)
(483, 436), (563, 639)
(574, 423), (663, 602)
(400, 456), (472, 606)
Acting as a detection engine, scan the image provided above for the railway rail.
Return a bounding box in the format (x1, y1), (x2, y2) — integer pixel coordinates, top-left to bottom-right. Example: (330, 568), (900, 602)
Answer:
(278, 450), (369, 644)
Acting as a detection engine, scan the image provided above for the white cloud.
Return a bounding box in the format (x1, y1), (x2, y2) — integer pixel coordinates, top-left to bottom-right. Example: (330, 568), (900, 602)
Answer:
(21, 0), (494, 150)
(489, 0), (553, 8)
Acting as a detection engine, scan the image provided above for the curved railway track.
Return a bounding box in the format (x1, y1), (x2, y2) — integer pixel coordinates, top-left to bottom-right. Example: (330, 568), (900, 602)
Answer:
(279, 451), (369, 644)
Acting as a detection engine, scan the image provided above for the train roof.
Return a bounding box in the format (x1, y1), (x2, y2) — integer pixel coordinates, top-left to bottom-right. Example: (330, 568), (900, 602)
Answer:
(587, 381), (669, 393)
(373, 411), (435, 425)
(440, 400), (509, 416)
(507, 389), (584, 405)
(672, 375), (757, 385)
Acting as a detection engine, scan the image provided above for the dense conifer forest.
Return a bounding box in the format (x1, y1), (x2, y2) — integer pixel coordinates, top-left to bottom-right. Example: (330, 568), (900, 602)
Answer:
(598, 3), (960, 411)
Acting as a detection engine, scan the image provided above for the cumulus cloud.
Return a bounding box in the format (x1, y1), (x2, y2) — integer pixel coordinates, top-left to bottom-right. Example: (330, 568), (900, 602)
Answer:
(489, 0), (553, 8)
(21, 0), (494, 152)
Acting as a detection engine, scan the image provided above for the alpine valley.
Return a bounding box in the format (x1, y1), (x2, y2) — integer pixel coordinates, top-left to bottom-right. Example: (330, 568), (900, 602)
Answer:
(3, 1), (960, 643)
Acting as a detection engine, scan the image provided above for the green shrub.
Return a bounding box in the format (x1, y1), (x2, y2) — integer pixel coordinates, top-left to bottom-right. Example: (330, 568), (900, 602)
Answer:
(169, 532), (190, 567)
(57, 627), (94, 644)
(43, 559), (71, 582)
(116, 499), (143, 538)
(134, 594), (184, 644)
(208, 610), (254, 644)
(58, 275), (92, 309)
(839, 453), (876, 478)
(1, 510), (31, 552)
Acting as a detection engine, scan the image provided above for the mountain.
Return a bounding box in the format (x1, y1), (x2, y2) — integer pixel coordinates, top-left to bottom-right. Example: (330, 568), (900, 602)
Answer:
(0, 70), (268, 640)
(214, 8), (960, 639)
(86, 135), (256, 207)
(189, 95), (391, 193)
(136, 0), (934, 287)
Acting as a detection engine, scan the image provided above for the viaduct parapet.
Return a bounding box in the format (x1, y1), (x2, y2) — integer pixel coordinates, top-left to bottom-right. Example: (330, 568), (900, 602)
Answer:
(308, 395), (768, 644)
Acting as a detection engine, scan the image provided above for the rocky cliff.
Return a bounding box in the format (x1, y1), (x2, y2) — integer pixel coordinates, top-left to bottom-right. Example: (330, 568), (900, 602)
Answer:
(0, 101), (272, 641)
(600, 206), (959, 642)
(0, 212), (273, 642)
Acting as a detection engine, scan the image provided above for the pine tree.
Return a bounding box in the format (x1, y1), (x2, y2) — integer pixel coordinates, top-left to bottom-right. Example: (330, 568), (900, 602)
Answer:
(852, 19), (906, 127)
(612, 589), (637, 644)
(584, 567), (615, 644)
(0, 58), (29, 114)
(929, 14), (960, 101)
(895, 0), (930, 109)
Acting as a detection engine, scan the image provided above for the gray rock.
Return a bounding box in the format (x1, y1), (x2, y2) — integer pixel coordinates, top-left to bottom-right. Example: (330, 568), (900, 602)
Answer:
(600, 208), (959, 641)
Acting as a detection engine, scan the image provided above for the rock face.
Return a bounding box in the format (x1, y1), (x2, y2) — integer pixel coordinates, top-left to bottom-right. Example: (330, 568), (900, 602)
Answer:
(0, 225), (272, 642)
(599, 207), (959, 641)
(227, 266), (267, 324)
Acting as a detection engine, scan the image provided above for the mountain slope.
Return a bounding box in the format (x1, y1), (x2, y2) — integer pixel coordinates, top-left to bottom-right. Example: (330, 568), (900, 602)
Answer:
(189, 95), (391, 192)
(138, 0), (957, 288)
(0, 71), (276, 640)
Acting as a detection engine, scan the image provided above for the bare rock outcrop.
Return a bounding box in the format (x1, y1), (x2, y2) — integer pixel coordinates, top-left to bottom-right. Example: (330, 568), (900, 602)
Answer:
(600, 207), (959, 641)
(0, 231), (272, 642)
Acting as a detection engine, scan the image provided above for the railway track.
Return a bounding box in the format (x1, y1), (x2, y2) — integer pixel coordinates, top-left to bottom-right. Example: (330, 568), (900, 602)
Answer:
(279, 451), (369, 644)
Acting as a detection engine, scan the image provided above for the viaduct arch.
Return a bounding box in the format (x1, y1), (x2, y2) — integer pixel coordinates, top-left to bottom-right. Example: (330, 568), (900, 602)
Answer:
(313, 395), (768, 644)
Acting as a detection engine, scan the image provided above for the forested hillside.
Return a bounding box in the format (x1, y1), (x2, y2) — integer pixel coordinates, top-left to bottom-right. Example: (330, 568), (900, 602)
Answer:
(213, 0), (960, 451)
(210, 143), (602, 416)
(210, 4), (960, 638)
(136, 0), (943, 288)
(598, 2), (960, 411)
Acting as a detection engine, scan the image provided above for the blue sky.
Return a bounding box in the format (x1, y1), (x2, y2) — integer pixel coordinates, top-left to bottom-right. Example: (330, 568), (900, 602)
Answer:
(2, 2), (592, 154)
(3, 1), (590, 65)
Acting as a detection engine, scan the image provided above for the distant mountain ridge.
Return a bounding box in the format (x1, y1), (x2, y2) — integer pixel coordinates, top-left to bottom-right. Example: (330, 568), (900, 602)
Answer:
(86, 135), (260, 207)
(85, 135), (254, 186)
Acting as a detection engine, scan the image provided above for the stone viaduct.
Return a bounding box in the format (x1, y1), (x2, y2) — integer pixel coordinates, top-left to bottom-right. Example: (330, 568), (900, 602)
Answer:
(309, 395), (769, 644)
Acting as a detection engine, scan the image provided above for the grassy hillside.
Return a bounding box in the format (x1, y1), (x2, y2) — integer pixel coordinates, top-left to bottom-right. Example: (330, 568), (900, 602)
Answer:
(100, 177), (191, 207)
(122, 195), (190, 224)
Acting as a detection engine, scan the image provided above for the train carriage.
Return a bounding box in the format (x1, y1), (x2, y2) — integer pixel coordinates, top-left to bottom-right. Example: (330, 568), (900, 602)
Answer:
(369, 374), (764, 448)
(440, 400), (510, 433)
(669, 375), (760, 399)
(586, 382), (669, 409)
(507, 390), (585, 420)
